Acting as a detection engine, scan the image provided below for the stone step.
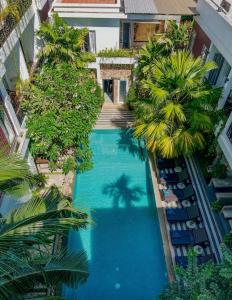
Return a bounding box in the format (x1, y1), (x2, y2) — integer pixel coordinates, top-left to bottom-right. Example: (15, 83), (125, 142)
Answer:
(95, 106), (135, 129)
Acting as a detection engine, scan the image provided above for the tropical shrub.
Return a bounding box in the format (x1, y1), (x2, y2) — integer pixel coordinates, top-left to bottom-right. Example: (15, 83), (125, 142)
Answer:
(22, 63), (103, 172)
(0, 148), (30, 195)
(0, 151), (90, 299)
(37, 13), (95, 66)
(212, 162), (228, 179)
(131, 50), (222, 158)
(98, 48), (137, 57)
(163, 20), (193, 50)
(211, 200), (223, 212)
(158, 248), (232, 300)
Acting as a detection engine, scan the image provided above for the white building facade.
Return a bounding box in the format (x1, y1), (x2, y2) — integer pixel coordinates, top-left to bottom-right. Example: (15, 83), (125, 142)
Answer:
(192, 0), (232, 170)
(52, 0), (196, 104)
(0, 0), (52, 169)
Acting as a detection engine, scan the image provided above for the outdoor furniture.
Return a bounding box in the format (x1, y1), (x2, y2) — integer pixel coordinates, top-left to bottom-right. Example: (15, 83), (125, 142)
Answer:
(177, 182), (186, 189)
(182, 199), (192, 207)
(157, 158), (176, 169)
(174, 166), (182, 173)
(170, 228), (208, 246)
(186, 220), (197, 229)
(160, 169), (189, 183)
(194, 245), (204, 255)
(166, 206), (200, 222)
(175, 254), (215, 268)
(173, 185), (195, 200)
(162, 189), (178, 203)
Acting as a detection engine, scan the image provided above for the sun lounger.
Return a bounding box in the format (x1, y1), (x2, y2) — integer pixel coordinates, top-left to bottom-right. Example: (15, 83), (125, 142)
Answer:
(162, 185), (194, 202)
(160, 169), (189, 183)
(166, 205), (200, 222)
(157, 158), (176, 169)
(173, 185), (195, 199)
(175, 254), (215, 268)
(170, 228), (208, 246)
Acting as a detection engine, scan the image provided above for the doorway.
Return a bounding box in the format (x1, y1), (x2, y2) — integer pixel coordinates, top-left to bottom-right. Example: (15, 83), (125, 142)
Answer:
(103, 80), (114, 103)
(119, 80), (127, 103)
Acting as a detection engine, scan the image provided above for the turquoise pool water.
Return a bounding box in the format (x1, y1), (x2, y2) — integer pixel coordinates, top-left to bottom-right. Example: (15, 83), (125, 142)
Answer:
(64, 130), (167, 299)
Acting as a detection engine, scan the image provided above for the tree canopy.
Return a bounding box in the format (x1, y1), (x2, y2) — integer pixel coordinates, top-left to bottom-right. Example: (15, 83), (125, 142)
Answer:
(129, 43), (222, 158)
(159, 248), (232, 300)
(22, 63), (103, 172)
(37, 13), (94, 66)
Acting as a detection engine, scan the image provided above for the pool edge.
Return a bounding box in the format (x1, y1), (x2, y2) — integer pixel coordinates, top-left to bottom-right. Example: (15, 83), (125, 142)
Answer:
(148, 152), (175, 282)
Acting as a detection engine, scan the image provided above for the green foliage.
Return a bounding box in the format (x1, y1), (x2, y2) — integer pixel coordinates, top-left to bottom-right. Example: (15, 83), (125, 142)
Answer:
(29, 172), (47, 188)
(22, 63), (103, 173)
(162, 20), (193, 50)
(37, 13), (93, 66)
(224, 234), (232, 248)
(0, 149), (31, 196)
(212, 162), (228, 179)
(132, 48), (222, 158)
(211, 200), (222, 212)
(98, 48), (137, 57)
(62, 156), (77, 175)
(158, 247), (232, 300)
(0, 186), (89, 299)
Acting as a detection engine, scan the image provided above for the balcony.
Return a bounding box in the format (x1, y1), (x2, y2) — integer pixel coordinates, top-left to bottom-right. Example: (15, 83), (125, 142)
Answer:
(196, 0), (232, 67)
(218, 112), (232, 169)
(0, 0), (32, 48)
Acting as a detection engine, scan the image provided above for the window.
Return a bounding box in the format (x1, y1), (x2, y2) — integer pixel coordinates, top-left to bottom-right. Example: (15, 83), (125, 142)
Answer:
(119, 80), (127, 103)
(208, 53), (224, 85)
(221, 0), (231, 12)
(227, 122), (232, 143)
(201, 45), (209, 62)
(0, 106), (15, 144)
(134, 22), (165, 42)
(85, 31), (96, 54)
(121, 23), (130, 49)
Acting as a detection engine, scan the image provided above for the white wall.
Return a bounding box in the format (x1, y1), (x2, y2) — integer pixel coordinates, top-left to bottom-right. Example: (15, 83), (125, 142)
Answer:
(64, 18), (120, 52)
(196, 0), (232, 67)
(218, 112), (232, 170)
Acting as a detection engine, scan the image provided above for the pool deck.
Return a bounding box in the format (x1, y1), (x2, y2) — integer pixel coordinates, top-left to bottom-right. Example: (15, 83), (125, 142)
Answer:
(148, 152), (175, 281)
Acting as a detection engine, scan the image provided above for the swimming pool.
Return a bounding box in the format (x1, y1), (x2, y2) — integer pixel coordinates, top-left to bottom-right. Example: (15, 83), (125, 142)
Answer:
(64, 130), (167, 299)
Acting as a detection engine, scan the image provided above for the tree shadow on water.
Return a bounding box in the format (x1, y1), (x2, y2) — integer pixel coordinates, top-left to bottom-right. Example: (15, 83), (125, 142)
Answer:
(117, 129), (145, 160)
(102, 174), (144, 208)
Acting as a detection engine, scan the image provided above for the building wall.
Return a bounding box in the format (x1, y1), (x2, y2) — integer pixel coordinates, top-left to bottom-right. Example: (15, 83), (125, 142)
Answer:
(195, 0), (232, 67)
(192, 21), (211, 57)
(63, 17), (120, 52)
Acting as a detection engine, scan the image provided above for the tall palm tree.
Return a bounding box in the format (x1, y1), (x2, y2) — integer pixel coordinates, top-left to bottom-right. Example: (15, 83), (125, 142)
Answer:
(134, 51), (222, 158)
(37, 13), (92, 66)
(0, 151), (89, 299)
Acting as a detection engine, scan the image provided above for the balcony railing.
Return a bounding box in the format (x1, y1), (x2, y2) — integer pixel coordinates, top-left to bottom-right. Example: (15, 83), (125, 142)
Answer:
(208, 0), (231, 15)
(226, 122), (232, 143)
(0, 0), (32, 47)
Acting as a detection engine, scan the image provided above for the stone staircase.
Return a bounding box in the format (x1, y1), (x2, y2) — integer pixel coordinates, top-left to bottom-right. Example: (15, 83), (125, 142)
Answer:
(95, 104), (135, 129)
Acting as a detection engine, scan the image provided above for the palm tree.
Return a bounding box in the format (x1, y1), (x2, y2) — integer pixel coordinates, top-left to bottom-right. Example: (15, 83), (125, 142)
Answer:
(0, 148), (31, 195)
(136, 38), (169, 79)
(134, 51), (222, 158)
(0, 187), (89, 299)
(160, 20), (193, 50)
(37, 13), (92, 66)
(0, 151), (89, 298)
